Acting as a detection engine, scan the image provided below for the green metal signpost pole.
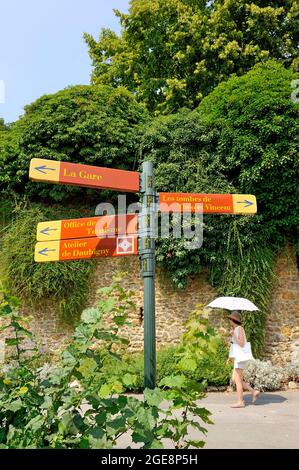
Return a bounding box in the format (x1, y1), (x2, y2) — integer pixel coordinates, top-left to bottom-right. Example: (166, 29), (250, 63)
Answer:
(139, 161), (156, 389)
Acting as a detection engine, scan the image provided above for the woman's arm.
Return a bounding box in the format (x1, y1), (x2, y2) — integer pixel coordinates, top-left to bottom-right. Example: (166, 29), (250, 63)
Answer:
(236, 327), (245, 348)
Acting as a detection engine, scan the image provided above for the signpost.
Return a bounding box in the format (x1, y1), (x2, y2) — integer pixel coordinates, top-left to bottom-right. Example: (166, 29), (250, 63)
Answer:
(139, 161), (156, 389)
(159, 192), (257, 215)
(29, 158), (140, 192)
(36, 214), (137, 242)
(29, 157), (257, 390)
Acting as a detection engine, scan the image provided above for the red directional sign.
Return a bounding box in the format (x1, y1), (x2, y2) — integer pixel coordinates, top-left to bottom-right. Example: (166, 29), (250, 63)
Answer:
(36, 214), (138, 242)
(159, 192), (257, 214)
(35, 236), (138, 263)
(29, 158), (140, 192)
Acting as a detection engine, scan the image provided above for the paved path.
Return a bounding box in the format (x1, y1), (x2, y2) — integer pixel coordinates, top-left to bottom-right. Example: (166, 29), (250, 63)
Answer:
(199, 390), (299, 449)
(117, 390), (299, 449)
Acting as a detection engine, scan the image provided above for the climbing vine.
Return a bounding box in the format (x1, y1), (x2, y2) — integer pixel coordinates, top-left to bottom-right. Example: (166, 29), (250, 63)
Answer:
(209, 222), (275, 356)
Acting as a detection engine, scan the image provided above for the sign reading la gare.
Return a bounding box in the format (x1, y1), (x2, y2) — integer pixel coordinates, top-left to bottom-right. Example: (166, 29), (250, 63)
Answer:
(29, 158), (140, 192)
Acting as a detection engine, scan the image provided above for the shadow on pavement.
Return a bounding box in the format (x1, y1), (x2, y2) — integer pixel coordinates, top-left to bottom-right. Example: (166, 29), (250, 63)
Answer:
(244, 393), (287, 406)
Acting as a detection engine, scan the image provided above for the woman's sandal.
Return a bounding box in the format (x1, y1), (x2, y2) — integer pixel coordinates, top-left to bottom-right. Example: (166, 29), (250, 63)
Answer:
(252, 390), (260, 404)
(230, 402), (245, 408)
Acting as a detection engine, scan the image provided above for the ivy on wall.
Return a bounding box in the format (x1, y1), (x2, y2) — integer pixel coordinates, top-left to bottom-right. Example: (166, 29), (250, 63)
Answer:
(0, 201), (96, 323)
(209, 223), (275, 356)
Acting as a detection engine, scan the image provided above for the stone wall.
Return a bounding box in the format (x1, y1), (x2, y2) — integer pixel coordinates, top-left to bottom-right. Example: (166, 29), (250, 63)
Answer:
(1, 246), (298, 365)
(263, 246), (299, 366)
(88, 256), (221, 352)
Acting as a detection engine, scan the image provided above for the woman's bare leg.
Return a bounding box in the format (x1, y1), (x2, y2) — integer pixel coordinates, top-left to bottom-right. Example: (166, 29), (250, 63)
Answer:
(231, 369), (245, 407)
(242, 381), (260, 403)
(242, 381), (254, 393)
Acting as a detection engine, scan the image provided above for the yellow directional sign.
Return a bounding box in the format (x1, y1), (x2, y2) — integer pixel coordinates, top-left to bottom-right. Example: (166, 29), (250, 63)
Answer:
(35, 236), (138, 263)
(36, 215), (138, 242)
(29, 158), (140, 192)
(159, 193), (257, 214)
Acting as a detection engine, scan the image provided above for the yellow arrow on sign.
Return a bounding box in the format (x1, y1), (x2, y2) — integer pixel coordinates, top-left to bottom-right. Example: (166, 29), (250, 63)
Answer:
(29, 158), (60, 183)
(232, 195), (257, 214)
(35, 241), (60, 263)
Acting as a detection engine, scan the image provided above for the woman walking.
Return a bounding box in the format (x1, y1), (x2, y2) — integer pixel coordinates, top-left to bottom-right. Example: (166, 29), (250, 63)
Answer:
(227, 311), (260, 408)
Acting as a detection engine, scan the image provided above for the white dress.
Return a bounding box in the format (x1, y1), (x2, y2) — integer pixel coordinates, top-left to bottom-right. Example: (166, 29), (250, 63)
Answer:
(232, 326), (248, 369)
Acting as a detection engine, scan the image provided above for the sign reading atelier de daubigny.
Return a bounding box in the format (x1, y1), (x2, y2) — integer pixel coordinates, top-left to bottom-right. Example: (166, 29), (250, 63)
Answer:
(29, 157), (257, 389)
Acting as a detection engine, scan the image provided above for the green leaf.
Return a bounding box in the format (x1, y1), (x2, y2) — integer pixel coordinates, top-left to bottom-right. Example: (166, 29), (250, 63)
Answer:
(81, 307), (101, 324)
(144, 388), (167, 407)
(122, 373), (136, 387)
(5, 338), (19, 346)
(136, 407), (157, 430)
(159, 375), (186, 389)
(188, 440), (205, 448)
(77, 357), (97, 378)
(26, 415), (45, 432)
(5, 399), (23, 412)
(144, 439), (164, 449)
(58, 412), (74, 436)
(11, 322), (33, 337)
(177, 357), (197, 372)
(99, 298), (115, 314)
(106, 417), (127, 437)
(99, 383), (113, 398)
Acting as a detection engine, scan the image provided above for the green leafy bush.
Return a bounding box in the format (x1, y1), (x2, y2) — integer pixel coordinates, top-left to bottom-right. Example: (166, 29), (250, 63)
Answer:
(195, 341), (231, 387)
(0, 85), (148, 202)
(1, 205), (96, 321)
(198, 60), (299, 241)
(100, 346), (180, 392)
(0, 277), (213, 449)
(100, 306), (231, 392)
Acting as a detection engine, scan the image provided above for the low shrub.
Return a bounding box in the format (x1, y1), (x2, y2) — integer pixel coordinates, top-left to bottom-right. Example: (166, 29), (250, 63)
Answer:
(195, 341), (231, 387)
(283, 363), (299, 383)
(101, 340), (231, 391)
(244, 360), (286, 391)
(100, 346), (179, 392)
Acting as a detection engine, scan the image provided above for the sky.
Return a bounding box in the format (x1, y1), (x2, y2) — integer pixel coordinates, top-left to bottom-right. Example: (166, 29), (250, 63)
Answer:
(0, 0), (129, 123)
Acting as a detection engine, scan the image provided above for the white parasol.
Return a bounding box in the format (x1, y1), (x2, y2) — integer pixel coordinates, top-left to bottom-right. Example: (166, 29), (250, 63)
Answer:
(206, 296), (259, 312)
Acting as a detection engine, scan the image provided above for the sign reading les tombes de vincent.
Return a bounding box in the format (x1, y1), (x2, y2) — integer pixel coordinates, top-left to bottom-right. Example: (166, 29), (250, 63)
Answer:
(29, 158), (140, 193)
(159, 192), (257, 215)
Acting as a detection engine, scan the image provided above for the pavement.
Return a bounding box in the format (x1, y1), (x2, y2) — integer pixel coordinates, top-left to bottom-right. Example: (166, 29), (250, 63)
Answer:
(200, 390), (299, 449)
(117, 390), (299, 449)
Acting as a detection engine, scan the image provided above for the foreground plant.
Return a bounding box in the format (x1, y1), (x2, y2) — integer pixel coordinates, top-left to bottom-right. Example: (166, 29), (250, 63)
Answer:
(0, 276), (215, 449)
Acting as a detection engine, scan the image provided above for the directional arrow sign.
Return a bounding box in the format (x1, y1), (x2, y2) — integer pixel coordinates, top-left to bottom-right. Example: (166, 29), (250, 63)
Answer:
(159, 193), (257, 215)
(35, 236), (138, 263)
(36, 214), (138, 242)
(29, 158), (140, 192)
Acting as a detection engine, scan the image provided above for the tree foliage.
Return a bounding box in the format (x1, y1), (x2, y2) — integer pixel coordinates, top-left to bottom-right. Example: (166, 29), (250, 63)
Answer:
(140, 60), (298, 352)
(0, 85), (148, 202)
(197, 60), (299, 240)
(85, 0), (299, 113)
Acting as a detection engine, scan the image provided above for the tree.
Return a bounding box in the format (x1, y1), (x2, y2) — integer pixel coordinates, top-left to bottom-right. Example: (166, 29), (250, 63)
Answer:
(0, 118), (8, 131)
(85, 0), (299, 114)
(197, 60), (299, 241)
(141, 59), (298, 287)
(0, 85), (148, 202)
